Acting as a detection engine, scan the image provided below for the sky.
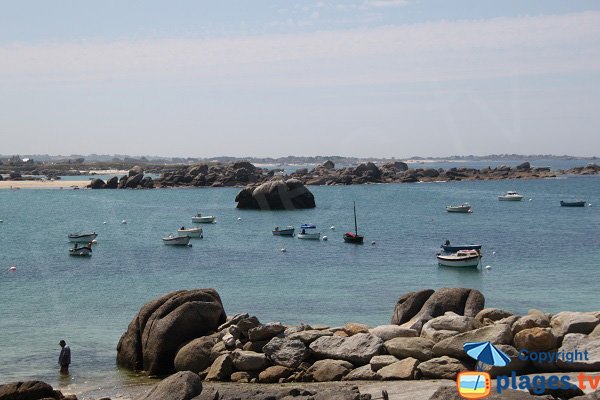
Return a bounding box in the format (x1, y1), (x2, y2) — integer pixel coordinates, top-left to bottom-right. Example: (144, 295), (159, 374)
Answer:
(1, 0), (600, 158)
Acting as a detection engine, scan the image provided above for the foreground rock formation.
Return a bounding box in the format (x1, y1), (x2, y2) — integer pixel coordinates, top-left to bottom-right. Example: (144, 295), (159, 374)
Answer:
(116, 287), (600, 396)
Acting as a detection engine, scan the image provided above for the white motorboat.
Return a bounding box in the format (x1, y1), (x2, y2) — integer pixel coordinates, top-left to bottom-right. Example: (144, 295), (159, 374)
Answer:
(177, 227), (203, 238)
(192, 213), (216, 223)
(68, 232), (98, 243)
(69, 244), (92, 257)
(162, 235), (191, 246)
(498, 191), (524, 201)
(272, 226), (295, 236)
(437, 249), (482, 267)
(297, 224), (321, 240)
(446, 203), (472, 213)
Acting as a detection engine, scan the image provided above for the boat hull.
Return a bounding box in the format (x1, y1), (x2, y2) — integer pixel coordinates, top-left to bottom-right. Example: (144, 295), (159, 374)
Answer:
(437, 253), (481, 267)
(297, 232), (321, 240)
(68, 233), (97, 243)
(498, 195), (523, 201)
(177, 228), (203, 238)
(441, 244), (482, 252)
(272, 227), (295, 236)
(192, 216), (216, 223)
(69, 247), (92, 256)
(446, 205), (472, 213)
(344, 233), (364, 244)
(560, 201), (586, 207)
(162, 236), (191, 245)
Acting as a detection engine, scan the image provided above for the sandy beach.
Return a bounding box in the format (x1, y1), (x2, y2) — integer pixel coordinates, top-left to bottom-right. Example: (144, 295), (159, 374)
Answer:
(0, 180), (89, 190)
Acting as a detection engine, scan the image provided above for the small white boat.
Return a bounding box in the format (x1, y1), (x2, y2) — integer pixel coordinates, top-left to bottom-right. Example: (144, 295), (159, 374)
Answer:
(446, 203), (472, 213)
(272, 226), (295, 236)
(498, 191), (524, 201)
(162, 235), (191, 246)
(177, 227), (203, 238)
(297, 224), (321, 240)
(437, 249), (482, 267)
(192, 213), (216, 223)
(69, 244), (92, 257)
(68, 232), (98, 243)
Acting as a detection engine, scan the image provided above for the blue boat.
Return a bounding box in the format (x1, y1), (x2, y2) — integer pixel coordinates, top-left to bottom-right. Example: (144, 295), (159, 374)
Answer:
(441, 241), (482, 253)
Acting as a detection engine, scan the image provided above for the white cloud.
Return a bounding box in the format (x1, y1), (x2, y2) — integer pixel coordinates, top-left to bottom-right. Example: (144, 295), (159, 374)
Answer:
(363, 0), (410, 8)
(1, 11), (600, 89)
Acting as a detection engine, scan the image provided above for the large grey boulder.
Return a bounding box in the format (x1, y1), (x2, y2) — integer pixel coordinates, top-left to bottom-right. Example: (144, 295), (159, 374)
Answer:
(125, 173), (144, 188)
(309, 333), (383, 365)
(105, 176), (119, 188)
(305, 359), (353, 382)
(417, 356), (470, 380)
(384, 337), (435, 361)
(248, 322), (285, 341)
(235, 179), (316, 210)
(378, 357), (421, 380)
(392, 288), (485, 333)
(420, 313), (481, 342)
(263, 337), (309, 368)
(557, 333), (600, 371)
(139, 371), (202, 400)
(88, 178), (105, 189)
(174, 335), (218, 373)
(550, 312), (599, 344)
(0, 381), (66, 400)
(287, 329), (333, 344)
(369, 325), (417, 341)
(117, 289), (227, 376)
(390, 289), (434, 325)
(432, 324), (513, 358)
(129, 165), (144, 177)
(231, 350), (269, 371)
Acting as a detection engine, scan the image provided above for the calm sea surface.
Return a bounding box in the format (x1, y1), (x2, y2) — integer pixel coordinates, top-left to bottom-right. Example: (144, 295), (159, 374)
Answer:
(1, 175), (599, 395)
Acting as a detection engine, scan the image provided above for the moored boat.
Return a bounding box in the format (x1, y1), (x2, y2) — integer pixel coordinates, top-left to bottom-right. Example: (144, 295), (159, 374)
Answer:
(177, 227), (203, 238)
(437, 249), (482, 268)
(272, 226), (295, 236)
(343, 201), (364, 244)
(192, 213), (216, 223)
(162, 235), (191, 246)
(446, 203), (472, 213)
(297, 224), (321, 240)
(68, 232), (98, 243)
(560, 200), (587, 207)
(441, 240), (482, 253)
(498, 191), (524, 201)
(69, 243), (92, 257)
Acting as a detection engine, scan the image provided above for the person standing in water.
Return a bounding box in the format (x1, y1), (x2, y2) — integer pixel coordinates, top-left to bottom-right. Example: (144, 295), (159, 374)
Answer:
(58, 340), (71, 374)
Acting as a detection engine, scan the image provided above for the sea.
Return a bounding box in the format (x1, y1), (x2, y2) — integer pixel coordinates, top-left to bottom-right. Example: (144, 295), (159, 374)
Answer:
(0, 160), (599, 396)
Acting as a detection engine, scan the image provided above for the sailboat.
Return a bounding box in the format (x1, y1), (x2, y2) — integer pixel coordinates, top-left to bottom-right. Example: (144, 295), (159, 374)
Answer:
(344, 202), (364, 244)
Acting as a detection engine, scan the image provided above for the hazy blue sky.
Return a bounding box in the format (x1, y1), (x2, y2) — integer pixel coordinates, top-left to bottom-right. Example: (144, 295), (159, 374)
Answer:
(1, 1), (600, 158)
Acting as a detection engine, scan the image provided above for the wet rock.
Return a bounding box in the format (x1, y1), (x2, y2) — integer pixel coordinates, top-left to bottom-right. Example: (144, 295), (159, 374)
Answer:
(139, 371), (202, 400)
(116, 289), (227, 376)
(235, 179), (316, 210)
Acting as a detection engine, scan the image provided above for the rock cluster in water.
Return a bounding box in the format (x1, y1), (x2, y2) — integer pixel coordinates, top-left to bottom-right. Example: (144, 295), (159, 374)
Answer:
(114, 287), (600, 395)
(234, 179), (316, 210)
(83, 161), (600, 190)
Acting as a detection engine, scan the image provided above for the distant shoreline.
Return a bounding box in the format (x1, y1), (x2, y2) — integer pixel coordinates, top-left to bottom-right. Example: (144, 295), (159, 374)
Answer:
(0, 180), (88, 190)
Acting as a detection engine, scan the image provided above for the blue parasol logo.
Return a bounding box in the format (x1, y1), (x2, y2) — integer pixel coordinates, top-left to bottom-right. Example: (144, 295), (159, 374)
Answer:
(464, 341), (511, 371)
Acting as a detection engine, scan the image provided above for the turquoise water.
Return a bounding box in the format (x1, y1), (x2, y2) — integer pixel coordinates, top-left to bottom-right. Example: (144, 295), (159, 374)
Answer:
(0, 176), (599, 394)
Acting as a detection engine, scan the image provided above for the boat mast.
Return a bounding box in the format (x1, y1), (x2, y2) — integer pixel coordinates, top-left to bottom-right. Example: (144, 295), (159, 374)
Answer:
(353, 201), (358, 234)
